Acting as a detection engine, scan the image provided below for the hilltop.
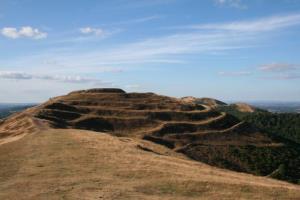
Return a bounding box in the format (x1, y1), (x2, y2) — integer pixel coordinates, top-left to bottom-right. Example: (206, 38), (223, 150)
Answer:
(181, 97), (227, 108)
(0, 88), (299, 199)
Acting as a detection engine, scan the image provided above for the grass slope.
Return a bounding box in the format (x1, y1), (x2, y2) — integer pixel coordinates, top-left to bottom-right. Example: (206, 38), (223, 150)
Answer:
(0, 129), (299, 200)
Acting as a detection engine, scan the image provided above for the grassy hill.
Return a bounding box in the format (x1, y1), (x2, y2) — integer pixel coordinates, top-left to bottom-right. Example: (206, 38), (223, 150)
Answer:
(31, 89), (300, 183)
(0, 88), (300, 199)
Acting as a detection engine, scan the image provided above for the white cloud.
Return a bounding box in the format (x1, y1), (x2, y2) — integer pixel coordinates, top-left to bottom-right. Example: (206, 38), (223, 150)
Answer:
(1, 26), (47, 39)
(258, 63), (300, 80)
(214, 0), (247, 9)
(128, 15), (162, 23)
(0, 71), (32, 79)
(49, 32), (250, 66)
(116, 15), (163, 25)
(262, 74), (300, 80)
(259, 63), (299, 72)
(1, 28), (19, 39)
(79, 27), (105, 36)
(218, 71), (252, 76)
(187, 13), (300, 32)
(0, 71), (109, 85)
(52, 13), (300, 67)
(220, 63), (300, 80)
(4, 13), (300, 77)
(277, 74), (300, 80)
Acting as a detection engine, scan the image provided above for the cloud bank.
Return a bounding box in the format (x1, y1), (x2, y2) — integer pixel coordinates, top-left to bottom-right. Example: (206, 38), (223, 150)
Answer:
(1, 26), (47, 39)
(214, 0), (247, 9)
(79, 27), (105, 36)
(219, 62), (300, 80)
(259, 63), (299, 72)
(0, 71), (109, 85)
(218, 71), (252, 76)
(187, 13), (300, 32)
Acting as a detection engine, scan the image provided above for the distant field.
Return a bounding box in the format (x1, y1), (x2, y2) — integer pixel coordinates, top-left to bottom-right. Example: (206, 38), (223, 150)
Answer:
(0, 104), (36, 119)
(248, 102), (300, 113)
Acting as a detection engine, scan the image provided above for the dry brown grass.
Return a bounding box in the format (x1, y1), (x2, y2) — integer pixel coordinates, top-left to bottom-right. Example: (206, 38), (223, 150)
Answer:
(0, 129), (299, 199)
(233, 103), (256, 113)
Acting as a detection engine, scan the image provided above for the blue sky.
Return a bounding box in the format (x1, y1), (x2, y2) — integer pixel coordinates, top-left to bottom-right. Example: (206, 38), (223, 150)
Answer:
(0, 0), (300, 103)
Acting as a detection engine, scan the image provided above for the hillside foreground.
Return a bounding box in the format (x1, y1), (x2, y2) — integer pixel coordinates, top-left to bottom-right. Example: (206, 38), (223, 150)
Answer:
(1, 129), (300, 199)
